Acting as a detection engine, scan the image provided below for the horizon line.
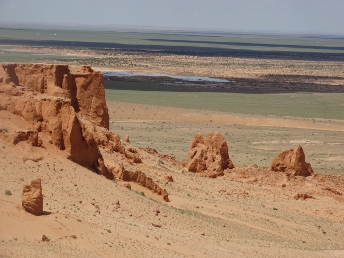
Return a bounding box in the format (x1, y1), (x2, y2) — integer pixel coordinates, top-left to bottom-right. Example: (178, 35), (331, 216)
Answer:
(1, 21), (344, 38)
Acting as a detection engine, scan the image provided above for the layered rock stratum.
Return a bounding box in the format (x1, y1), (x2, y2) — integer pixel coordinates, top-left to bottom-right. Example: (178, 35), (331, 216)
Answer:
(0, 63), (168, 201)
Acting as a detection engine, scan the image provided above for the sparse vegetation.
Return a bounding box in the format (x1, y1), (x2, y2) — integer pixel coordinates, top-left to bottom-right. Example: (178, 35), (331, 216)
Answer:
(5, 190), (12, 196)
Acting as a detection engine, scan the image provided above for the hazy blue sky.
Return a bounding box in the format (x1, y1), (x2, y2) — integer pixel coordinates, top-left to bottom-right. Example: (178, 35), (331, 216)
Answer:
(0, 0), (343, 34)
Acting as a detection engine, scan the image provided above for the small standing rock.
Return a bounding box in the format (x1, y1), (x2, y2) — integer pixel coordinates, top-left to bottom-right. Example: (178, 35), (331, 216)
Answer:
(123, 134), (130, 143)
(123, 183), (131, 190)
(164, 175), (174, 182)
(22, 179), (43, 216)
(271, 145), (313, 176)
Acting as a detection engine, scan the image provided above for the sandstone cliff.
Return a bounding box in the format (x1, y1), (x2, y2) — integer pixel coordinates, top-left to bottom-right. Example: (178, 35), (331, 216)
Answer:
(0, 63), (109, 129)
(0, 63), (168, 201)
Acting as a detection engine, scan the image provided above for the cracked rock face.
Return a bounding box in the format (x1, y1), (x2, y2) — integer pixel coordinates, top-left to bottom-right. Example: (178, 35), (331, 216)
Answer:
(271, 145), (313, 176)
(1, 63), (167, 201)
(22, 179), (43, 216)
(0, 63), (109, 129)
(186, 132), (234, 178)
(0, 63), (110, 171)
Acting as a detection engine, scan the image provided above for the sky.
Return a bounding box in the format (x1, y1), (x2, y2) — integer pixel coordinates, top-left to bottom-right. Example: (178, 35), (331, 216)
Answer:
(0, 0), (343, 35)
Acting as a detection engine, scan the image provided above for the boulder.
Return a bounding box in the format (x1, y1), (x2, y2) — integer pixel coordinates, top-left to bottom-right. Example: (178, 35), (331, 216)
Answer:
(22, 179), (43, 215)
(164, 175), (174, 182)
(271, 145), (313, 176)
(123, 183), (131, 190)
(293, 193), (314, 200)
(186, 132), (234, 177)
(123, 134), (130, 143)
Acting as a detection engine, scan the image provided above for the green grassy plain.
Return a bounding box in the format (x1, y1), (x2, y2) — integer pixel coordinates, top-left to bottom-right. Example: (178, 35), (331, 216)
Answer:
(0, 46), (86, 63)
(105, 88), (344, 120)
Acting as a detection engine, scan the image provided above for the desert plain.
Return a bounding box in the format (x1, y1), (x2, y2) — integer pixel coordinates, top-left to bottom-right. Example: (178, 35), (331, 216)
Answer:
(1, 27), (344, 257)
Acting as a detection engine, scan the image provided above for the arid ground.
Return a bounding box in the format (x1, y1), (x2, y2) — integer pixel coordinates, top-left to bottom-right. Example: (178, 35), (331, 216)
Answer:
(1, 94), (344, 258)
(1, 29), (344, 257)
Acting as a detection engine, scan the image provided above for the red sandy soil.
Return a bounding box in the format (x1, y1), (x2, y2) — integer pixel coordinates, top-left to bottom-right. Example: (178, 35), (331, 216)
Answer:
(1, 64), (344, 258)
(2, 109), (344, 258)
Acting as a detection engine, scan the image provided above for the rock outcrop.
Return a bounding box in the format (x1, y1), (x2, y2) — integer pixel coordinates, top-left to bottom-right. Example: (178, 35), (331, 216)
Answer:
(293, 193), (314, 200)
(0, 63), (113, 172)
(0, 63), (165, 201)
(0, 63), (109, 129)
(0, 87), (102, 169)
(186, 132), (234, 177)
(164, 175), (174, 182)
(271, 145), (313, 176)
(93, 127), (142, 165)
(123, 134), (130, 143)
(22, 179), (43, 215)
(0, 129), (44, 147)
(110, 164), (169, 202)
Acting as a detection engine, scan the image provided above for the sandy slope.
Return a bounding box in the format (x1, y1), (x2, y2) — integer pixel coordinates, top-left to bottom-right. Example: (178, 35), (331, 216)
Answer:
(1, 109), (344, 258)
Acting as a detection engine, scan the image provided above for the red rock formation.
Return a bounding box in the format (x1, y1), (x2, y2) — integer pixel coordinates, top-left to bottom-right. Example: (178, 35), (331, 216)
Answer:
(294, 193), (314, 200)
(93, 127), (142, 164)
(123, 183), (132, 189)
(0, 63), (109, 129)
(1, 64), (167, 199)
(22, 179), (43, 215)
(123, 134), (130, 143)
(0, 92), (101, 168)
(164, 175), (174, 182)
(271, 145), (313, 176)
(110, 164), (169, 202)
(0, 129), (44, 147)
(0, 63), (111, 172)
(186, 132), (234, 177)
(95, 155), (113, 180)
